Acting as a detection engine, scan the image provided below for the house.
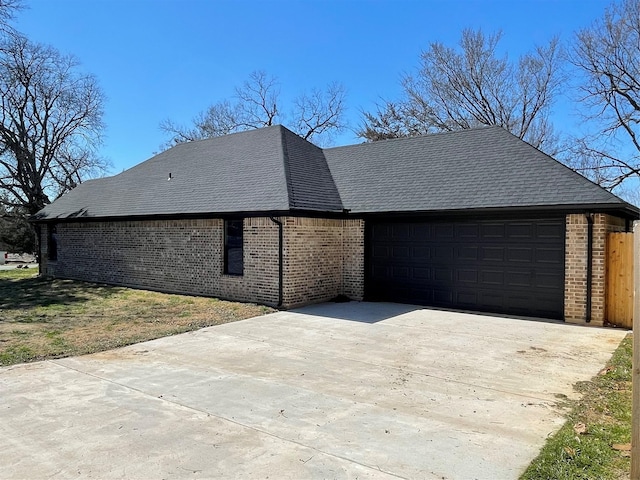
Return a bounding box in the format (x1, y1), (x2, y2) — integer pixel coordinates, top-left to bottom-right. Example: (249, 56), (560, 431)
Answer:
(33, 125), (639, 325)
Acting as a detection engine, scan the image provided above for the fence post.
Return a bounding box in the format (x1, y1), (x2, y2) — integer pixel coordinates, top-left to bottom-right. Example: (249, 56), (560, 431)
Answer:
(632, 221), (640, 479)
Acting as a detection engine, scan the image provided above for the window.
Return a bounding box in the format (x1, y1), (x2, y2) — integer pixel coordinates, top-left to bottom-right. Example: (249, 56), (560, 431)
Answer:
(224, 219), (243, 275)
(48, 224), (58, 261)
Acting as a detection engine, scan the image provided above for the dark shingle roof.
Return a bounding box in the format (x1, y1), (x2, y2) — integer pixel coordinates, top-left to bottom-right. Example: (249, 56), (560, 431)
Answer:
(323, 126), (636, 214)
(281, 127), (342, 211)
(35, 125), (343, 220)
(34, 124), (638, 221)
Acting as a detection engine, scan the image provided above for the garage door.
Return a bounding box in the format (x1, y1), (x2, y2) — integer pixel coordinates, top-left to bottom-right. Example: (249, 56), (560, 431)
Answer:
(366, 218), (565, 319)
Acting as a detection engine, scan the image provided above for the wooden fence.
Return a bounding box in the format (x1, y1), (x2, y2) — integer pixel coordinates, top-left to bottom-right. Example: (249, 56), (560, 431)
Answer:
(606, 232), (634, 328)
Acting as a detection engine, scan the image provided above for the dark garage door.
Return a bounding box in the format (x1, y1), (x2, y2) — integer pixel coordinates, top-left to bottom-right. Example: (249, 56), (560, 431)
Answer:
(366, 218), (565, 319)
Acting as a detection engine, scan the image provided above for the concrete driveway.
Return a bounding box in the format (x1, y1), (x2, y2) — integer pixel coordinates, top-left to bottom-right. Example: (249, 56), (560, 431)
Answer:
(0, 302), (627, 479)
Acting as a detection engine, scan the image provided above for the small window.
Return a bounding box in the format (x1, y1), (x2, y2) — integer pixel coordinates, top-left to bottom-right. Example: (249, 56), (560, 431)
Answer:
(224, 219), (243, 275)
(48, 224), (58, 261)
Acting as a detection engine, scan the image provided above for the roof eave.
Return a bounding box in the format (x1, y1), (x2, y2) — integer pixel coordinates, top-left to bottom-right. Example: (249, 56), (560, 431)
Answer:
(30, 207), (348, 223)
(350, 203), (640, 219)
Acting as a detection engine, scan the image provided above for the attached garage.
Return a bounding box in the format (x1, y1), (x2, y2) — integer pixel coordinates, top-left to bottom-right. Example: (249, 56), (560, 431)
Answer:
(366, 217), (565, 319)
(37, 125), (640, 326)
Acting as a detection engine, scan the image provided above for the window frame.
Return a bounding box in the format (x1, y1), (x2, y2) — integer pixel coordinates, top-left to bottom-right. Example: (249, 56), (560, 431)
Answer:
(223, 219), (244, 276)
(48, 223), (58, 261)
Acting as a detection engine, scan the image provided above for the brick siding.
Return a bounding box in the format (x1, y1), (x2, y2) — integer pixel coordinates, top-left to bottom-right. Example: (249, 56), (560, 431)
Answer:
(564, 213), (627, 325)
(342, 219), (365, 301)
(280, 218), (365, 308)
(41, 219), (279, 305)
(43, 212), (625, 322)
(40, 217), (365, 309)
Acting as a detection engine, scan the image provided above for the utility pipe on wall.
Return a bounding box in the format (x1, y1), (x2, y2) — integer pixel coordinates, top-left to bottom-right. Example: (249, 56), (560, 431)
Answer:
(586, 213), (594, 323)
(269, 217), (283, 308)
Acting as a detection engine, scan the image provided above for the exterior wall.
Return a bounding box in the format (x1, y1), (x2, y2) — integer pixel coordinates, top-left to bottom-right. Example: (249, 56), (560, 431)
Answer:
(342, 219), (365, 301)
(279, 218), (366, 308)
(564, 213), (627, 326)
(40, 218), (280, 306)
(281, 218), (343, 308)
(39, 216), (366, 309)
(40, 223), (49, 274)
(564, 214), (588, 323)
(40, 212), (630, 320)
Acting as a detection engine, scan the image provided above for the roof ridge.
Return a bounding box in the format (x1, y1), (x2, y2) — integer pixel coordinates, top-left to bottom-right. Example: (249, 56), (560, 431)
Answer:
(280, 127), (344, 212)
(497, 128), (632, 207)
(279, 125), (295, 210)
(322, 125), (498, 152)
(160, 124), (286, 151)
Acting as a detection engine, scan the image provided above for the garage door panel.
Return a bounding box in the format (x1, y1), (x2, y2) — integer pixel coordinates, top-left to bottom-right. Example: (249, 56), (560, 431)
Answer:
(412, 246), (430, 259)
(412, 224), (430, 237)
(481, 224), (506, 239)
(480, 270), (504, 286)
(435, 224), (454, 239)
(480, 246), (505, 261)
(435, 245), (454, 260)
(392, 266), (410, 278)
(372, 245), (390, 259)
(505, 292), (535, 310)
(535, 272), (564, 289)
(367, 217), (565, 319)
(537, 223), (565, 239)
(434, 267), (454, 282)
(392, 224), (410, 239)
(458, 246), (478, 260)
(506, 223), (534, 238)
(456, 289), (479, 303)
(533, 295), (561, 314)
(507, 247), (533, 262)
(433, 289), (454, 304)
(536, 247), (563, 263)
(392, 246), (410, 258)
(478, 291), (505, 308)
(457, 269), (478, 283)
(505, 270), (533, 288)
(413, 267), (431, 280)
(371, 264), (390, 279)
(457, 224), (479, 238)
(371, 224), (391, 240)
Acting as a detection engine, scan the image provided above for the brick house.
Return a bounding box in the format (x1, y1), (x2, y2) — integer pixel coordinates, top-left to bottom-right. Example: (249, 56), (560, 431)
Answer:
(33, 125), (639, 325)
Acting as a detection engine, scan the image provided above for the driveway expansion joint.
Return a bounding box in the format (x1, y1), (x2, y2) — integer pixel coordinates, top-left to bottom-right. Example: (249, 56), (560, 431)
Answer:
(2, 303), (625, 479)
(48, 359), (410, 480)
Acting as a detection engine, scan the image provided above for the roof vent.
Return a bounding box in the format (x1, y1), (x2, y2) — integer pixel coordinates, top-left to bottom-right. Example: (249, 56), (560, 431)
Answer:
(168, 172), (172, 181)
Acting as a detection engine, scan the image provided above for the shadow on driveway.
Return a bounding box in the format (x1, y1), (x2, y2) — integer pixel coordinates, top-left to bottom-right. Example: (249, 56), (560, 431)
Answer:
(293, 300), (422, 323)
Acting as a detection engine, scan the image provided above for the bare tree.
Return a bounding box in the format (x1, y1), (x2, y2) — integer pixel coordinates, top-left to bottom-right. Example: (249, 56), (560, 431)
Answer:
(570, 0), (640, 191)
(359, 29), (563, 154)
(161, 70), (347, 147)
(0, 35), (106, 215)
(292, 82), (346, 143)
(359, 100), (434, 142)
(0, 0), (23, 35)
(234, 70), (279, 129)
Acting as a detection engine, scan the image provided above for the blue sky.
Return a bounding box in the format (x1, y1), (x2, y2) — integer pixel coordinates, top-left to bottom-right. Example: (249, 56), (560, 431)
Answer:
(15, 0), (608, 174)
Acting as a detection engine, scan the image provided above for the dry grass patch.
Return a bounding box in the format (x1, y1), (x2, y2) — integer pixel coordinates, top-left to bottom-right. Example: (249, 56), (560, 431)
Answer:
(0, 269), (274, 365)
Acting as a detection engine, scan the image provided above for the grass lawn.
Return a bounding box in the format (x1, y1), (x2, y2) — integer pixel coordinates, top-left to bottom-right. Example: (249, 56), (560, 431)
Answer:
(0, 268), (274, 366)
(521, 333), (632, 480)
